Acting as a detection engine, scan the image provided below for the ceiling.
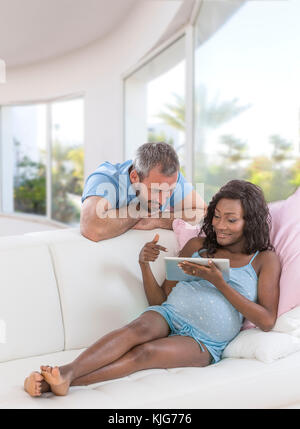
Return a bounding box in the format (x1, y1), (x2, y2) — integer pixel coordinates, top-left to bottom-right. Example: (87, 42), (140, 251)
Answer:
(0, 0), (138, 68)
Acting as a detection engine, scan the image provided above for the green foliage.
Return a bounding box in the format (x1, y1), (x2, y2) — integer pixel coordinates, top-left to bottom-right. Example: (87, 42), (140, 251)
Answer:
(245, 137), (298, 202)
(156, 93), (185, 131)
(269, 134), (293, 163)
(67, 146), (84, 195)
(14, 155), (46, 215)
(155, 88), (299, 203)
(290, 159), (300, 187)
(201, 137), (299, 204)
(147, 131), (174, 146)
(218, 135), (249, 163)
(51, 177), (80, 224)
(51, 140), (83, 224)
(14, 141), (84, 224)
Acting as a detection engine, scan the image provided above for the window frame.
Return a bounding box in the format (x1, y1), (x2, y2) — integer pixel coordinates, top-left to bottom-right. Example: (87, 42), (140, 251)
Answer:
(122, 28), (193, 181)
(0, 92), (85, 224)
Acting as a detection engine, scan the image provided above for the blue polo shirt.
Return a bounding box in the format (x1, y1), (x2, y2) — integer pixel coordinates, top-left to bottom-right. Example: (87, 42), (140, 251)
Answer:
(81, 160), (193, 210)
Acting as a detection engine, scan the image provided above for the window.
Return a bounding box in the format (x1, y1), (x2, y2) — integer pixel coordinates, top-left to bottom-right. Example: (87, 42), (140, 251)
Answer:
(194, 0), (300, 203)
(124, 37), (186, 174)
(0, 97), (84, 225)
(124, 0), (300, 204)
(1, 104), (47, 215)
(51, 99), (84, 224)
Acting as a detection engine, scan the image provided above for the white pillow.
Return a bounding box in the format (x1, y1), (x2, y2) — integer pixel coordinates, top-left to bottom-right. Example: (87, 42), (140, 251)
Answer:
(223, 328), (300, 363)
(272, 305), (300, 336)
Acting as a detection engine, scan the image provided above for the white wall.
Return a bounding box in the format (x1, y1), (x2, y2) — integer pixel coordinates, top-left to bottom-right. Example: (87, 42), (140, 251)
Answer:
(0, 1), (182, 180)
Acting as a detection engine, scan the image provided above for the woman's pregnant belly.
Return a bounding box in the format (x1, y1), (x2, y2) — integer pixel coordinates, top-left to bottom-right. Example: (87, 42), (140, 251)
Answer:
(165, 280), (243, 342)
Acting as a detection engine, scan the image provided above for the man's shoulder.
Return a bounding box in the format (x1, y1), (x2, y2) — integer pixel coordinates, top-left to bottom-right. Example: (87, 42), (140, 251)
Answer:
(175, 171), (193, 191)
(177, 170), (187, 183)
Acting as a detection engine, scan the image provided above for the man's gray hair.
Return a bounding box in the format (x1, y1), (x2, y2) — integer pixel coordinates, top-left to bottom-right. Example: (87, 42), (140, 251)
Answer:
(132, 142), (179, 181)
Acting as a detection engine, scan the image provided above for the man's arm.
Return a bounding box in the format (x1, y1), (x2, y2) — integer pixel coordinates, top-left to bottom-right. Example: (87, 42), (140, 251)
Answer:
(133, 189), (207, 231)
(177, 188), (206, 220)
(80, 196), (141, 242)
(163, 188), (207, 227)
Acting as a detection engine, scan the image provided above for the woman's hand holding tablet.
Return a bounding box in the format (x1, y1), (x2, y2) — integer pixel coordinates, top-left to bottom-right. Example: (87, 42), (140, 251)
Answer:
(165, 257), (230, 283)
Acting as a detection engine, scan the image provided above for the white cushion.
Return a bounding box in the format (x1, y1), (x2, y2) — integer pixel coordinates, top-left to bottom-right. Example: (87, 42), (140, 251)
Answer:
(41, 228), (178, 350)
(272, 305), (300, 336)
(0, 236), (64, 362)
(2, 348), (300, 409)
(223, 328), (300, 363)
(224, 306), (300, 364)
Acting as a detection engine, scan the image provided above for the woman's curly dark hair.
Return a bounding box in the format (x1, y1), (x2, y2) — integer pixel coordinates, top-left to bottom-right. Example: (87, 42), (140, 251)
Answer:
(200, 180), (274, 256)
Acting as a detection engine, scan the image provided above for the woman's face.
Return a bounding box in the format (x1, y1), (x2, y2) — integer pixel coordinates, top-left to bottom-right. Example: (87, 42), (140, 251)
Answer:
(212, 198), (245, 247)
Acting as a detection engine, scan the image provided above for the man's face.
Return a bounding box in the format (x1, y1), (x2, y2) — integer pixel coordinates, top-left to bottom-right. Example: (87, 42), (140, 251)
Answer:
(130, 165), (178, 212)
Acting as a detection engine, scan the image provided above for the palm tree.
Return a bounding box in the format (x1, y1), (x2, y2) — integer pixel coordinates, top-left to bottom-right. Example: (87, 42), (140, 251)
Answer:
(218, 134), (249, 164)
(155, 85), (249, 182)
(51, 140), (82, 224)
(269, 134), (293, 164)
(156, 93), (185, 132)
(195, 86), (250, 130)
(156, 85), (250, 137)
(155, 86), (250, 174)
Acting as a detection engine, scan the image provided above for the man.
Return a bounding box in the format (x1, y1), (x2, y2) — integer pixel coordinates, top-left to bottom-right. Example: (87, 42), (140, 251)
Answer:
(80, 142), (206, 242)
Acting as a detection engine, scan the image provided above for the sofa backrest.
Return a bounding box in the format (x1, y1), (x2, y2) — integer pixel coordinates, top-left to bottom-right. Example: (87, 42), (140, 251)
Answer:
(0, 228), (178, 360)
(0, 235), (64, 362)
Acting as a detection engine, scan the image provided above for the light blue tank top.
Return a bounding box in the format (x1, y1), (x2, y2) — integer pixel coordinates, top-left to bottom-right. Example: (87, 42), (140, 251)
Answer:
(163, 249), (259, 344)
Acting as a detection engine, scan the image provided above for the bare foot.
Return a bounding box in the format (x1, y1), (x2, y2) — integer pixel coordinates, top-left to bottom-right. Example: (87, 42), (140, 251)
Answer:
(40, 366), (71, 396)
(24, 371), (47, 397)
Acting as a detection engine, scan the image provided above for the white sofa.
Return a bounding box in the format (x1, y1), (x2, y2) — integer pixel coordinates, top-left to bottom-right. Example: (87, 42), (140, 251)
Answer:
(1, 227), (300, 409)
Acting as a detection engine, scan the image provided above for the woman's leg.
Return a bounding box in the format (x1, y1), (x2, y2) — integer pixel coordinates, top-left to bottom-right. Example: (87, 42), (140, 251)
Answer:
(25, 311), (169, 397)
(43, 335), (211, 395)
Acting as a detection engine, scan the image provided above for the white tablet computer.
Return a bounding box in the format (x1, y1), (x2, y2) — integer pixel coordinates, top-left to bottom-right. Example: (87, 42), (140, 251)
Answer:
(164, 257), (230, 282)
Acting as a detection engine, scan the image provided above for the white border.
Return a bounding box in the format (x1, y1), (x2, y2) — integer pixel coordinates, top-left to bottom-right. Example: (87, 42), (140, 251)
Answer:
(0, 59), (6, 83)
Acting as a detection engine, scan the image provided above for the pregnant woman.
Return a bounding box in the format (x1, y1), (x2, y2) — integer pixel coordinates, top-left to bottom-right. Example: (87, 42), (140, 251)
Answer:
(24, 179), (281, 397)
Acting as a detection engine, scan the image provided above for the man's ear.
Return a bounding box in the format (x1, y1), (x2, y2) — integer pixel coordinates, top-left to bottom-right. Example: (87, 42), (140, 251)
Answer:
(129, 168), (140, 184)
